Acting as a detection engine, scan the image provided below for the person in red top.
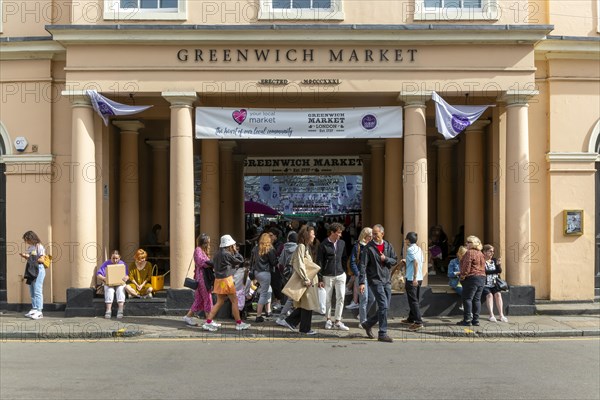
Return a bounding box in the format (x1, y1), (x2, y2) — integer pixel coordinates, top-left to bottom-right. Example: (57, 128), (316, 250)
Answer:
(456, 235), (486, 327)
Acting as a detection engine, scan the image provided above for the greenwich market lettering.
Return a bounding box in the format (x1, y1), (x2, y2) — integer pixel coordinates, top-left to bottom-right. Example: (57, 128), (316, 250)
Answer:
(176, 48), (417, 63)
(244, 157), (363, 168)
(244, 157), (364, 175)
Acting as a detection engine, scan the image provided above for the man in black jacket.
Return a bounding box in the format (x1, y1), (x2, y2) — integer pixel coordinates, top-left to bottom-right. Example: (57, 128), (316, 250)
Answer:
(317, 222), (349, 331)
(359, 224), (398, 342)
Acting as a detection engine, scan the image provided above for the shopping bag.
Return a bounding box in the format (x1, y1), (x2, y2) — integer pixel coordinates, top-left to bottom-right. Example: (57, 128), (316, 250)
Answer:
(317, 287), (326, 314)
(151, 264), (168, 292)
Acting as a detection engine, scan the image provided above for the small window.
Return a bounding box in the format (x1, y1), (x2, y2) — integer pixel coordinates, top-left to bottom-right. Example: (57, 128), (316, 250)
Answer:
(415, 0), (499, 21)
(104, 0), (186, 20)
(259, 0), (344, 21)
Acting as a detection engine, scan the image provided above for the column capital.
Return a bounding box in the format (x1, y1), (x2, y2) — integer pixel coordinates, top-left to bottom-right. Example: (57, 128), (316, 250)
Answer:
(61, 90), (91, 107)
(113, 120), (144, 132)
(233, 154), (247, 163)
(433, 139), (459, 148)
(499, 90), (539, 106)
(162, 92), (198, 107)
(398, 91), (432, 107)
(146, 140), (170, 150)
(219, 141), (237, 151)
(465, 119), (491, 132)
(367, 139), (386, 149)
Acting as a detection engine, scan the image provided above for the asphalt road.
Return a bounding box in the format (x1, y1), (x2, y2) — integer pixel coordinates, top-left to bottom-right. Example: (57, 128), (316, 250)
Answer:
(1, 336), (599, 400)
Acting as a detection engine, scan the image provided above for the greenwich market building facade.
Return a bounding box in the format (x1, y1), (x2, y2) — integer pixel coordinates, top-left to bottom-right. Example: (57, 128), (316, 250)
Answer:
(0, 0), (599, 312)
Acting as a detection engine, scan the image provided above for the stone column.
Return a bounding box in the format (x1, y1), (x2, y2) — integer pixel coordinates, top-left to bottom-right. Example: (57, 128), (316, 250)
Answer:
(369, 140), (385, 225)
(384, 138), (404, 256)
(401, 92), (430, 281)
(434, 139), (458, 237)
(146, 140), (170, 243)
(64, 91), (97, 288)
(201, 140), (220, 247)
(162, 92), (197, 289)
(361, 154), (372, 228)
(219, 141), (237, 237)
(463, 120), (490, 241)
(113, 120), (144, 259)
(501, 91), (537, 287)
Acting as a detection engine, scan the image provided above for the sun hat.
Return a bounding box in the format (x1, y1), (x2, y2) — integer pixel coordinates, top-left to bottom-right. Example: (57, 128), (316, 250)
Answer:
(219, 234), (236, 248)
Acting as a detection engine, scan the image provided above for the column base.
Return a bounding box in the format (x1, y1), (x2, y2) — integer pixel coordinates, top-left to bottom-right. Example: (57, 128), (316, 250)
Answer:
(507, 285), (536, 316)
(165, 288), (194, 315)
(65, 288), (96, 317)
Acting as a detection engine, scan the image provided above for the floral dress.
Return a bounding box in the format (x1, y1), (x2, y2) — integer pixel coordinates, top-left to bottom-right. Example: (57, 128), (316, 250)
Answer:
(190, 247), (213, 313)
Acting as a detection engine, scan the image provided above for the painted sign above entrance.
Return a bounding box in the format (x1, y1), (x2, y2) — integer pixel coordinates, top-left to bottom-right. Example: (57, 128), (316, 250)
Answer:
(244, 156), (363, 175)
(195, 107), (403, 139)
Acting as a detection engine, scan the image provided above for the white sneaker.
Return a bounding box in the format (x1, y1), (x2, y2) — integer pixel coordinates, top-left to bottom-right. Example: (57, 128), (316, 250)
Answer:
(24, 309), (36, 318)
(236, 322), (251, 331)
(500, 316), (509, 323)
(30, 311), (43, 320)
(345, 302), (359, 310)
(276, 318), (287, 327)
(325, 320), (333, 330)
(183, 316), (198, 326)
(206, 320), (221, 328)
(276, 318), (296, 332)
(202, 323), (218, 332)
(488, 316), (497, 322)
(334, 321), (350, 331)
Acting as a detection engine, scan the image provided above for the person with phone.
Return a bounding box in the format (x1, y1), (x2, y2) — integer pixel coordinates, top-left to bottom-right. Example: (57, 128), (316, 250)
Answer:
(482, 244), (508, 323)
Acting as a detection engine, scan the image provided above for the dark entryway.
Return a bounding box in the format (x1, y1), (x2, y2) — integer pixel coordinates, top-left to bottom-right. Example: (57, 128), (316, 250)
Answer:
(595, 161), (600, 290)
(0, 162), (6, 303)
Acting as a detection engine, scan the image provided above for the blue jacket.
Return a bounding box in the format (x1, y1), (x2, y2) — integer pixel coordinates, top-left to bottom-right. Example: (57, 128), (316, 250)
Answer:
(447, 258), (460, 288)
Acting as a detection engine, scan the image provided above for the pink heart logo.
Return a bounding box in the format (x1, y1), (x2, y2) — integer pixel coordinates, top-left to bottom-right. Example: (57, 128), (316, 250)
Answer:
(232, 109), (247, 125)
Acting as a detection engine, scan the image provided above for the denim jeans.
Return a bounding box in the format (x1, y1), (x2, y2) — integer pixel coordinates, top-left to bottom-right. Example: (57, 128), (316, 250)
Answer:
(255, 271), (272, 305)
(30, 265), (45, 311)
(358, 281), (376, 324)
(405, 280), (423, 324)
(461, 275), (485, 323)
(365, 282), (392, 338)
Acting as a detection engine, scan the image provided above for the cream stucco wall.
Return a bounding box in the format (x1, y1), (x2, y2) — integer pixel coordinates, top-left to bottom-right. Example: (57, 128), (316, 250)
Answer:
(548, 0), (600, 37)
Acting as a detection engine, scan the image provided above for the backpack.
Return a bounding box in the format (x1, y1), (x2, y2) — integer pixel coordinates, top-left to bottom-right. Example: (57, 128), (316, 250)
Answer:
(278, 247), (295, 285)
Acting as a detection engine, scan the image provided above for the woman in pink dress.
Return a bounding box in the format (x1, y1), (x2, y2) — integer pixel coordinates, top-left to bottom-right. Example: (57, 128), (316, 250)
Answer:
(183, 234), (214, 326)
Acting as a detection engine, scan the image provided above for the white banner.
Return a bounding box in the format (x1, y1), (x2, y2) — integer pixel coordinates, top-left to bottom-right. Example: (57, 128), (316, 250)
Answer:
(259, 176), (273, 204)
(432, 92), (489, 140)
(196, 107), (403, 139)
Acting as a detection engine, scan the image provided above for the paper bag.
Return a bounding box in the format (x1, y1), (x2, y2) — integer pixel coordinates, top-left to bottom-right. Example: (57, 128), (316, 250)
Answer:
(106, 264), (126, 286)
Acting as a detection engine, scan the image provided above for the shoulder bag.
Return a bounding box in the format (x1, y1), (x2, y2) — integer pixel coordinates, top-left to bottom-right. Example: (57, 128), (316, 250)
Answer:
(183, 256), (199, 290)
(495, 277), (509, 292)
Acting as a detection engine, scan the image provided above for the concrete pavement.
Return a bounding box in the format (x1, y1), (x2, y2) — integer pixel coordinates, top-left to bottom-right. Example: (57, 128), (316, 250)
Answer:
(1, 309), (598, 340)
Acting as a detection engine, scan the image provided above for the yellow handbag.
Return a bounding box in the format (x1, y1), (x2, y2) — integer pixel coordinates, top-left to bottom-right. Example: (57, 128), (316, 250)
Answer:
(150, 264), (169, 292)
(40, 254), (52, 269)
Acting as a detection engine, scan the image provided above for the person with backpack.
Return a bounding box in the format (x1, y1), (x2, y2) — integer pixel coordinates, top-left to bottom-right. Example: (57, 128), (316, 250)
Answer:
(275, 231), (298, 323)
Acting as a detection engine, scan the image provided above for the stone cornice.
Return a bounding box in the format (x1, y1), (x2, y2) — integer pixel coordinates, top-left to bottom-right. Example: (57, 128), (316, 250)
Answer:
(0, 39), (65, 60)
(546, 152), (598, 163)
(45, 24), (553, 45)
(535, 36), (600, 60)
(0, 154), (54, 166)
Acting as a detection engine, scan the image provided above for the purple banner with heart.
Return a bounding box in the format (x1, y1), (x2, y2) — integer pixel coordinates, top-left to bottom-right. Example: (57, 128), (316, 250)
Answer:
(195, 107), (403, 139)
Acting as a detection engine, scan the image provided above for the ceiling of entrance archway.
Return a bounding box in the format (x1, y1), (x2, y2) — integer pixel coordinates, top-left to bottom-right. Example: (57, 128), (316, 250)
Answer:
(244, 175), (362, 215)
